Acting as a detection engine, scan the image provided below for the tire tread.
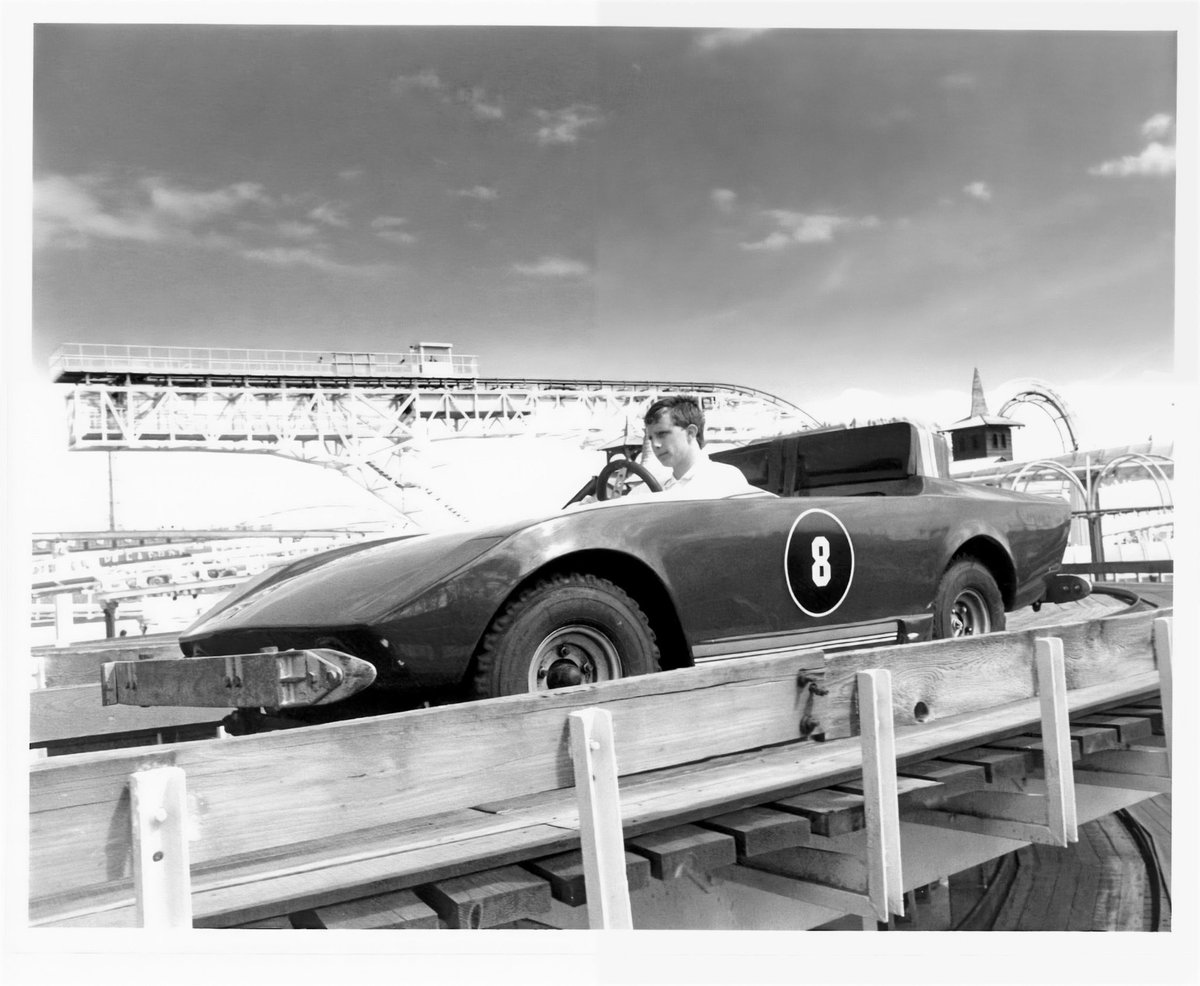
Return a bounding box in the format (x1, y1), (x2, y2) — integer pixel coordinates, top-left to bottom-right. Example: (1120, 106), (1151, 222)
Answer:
(472, 573), (659, 699)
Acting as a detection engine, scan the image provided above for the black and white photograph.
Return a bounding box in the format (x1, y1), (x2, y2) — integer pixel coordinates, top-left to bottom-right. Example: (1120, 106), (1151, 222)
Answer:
(4, 2), (1195, 982)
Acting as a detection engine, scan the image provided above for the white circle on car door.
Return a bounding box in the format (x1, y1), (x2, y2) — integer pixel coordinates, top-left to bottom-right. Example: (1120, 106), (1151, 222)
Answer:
(784, 508), (855, 617)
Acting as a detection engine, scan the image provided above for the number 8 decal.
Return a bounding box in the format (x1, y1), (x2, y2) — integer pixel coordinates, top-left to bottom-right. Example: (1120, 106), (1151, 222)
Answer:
(785, 509), (854, 617)
(811, 536), (832, 587)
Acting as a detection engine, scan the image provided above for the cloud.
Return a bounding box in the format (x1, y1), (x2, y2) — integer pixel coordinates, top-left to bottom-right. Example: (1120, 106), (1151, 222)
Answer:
(33, 171), (390, 276)
(1088, 141), (1176, 177)
(308, 202), (350, 227)
(389, 70), (443, 96)
(452, 185), (499, 201)
(144, 178), (269, 223)
(458, 86), (504, 121)
(238, 245), (389, 276)
(371, 215), (417, 245)
(511, 256), (590, 278)
(963, 181), (993, 202)
(338, 168), (364, 182)
(693, 29), (767, 53)
(712, 188), (738, 213)
(532, 104), (604, 146)
(34, 173), (163, 248)
(390, 71), (504, 124)
(739, 210), (881, 251)
(1141, 113), (1173, 140)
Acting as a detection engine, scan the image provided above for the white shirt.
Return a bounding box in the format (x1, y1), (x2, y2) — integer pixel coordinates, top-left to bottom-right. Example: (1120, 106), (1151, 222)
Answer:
(628, 451), (758, 501)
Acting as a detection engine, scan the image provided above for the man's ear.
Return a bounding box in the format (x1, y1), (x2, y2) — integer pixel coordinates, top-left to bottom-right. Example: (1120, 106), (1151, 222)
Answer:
(686, 424), (699, 442)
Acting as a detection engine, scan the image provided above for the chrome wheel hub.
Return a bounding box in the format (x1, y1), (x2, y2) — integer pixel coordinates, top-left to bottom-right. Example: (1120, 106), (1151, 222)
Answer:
(530, 625), (622, 691)
(950, 588), (991, 636)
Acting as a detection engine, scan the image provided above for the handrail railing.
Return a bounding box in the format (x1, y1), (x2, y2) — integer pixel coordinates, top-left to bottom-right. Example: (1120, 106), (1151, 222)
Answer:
(50, 343), (481, 379)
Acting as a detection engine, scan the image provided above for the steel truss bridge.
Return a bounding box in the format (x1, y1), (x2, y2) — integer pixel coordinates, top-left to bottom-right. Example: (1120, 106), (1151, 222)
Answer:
(52, 344), (819, 530)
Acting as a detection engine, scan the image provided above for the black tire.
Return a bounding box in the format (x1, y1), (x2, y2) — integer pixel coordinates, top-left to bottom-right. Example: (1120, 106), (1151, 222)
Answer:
(932, 558), (1005, 638)
(472, 573), (660, 698)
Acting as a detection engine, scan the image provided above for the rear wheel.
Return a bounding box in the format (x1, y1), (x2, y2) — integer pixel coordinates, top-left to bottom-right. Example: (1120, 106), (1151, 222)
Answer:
(932, 558), (1005, 638)
(472, 573), (660, 698)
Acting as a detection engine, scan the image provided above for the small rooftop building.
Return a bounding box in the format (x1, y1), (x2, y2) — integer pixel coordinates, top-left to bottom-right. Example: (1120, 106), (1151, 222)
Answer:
(940, 369), (1023, 463)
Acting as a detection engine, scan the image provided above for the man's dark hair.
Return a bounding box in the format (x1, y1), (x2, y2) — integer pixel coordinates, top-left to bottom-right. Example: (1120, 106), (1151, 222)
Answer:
(644, 395), (706, 446)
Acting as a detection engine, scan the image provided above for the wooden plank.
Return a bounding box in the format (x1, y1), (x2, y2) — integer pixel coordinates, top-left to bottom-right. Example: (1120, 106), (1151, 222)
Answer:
(811, 608), (1163, 739)
(129, 766), (192, 928)
(1154, 617), (1173, 767)
(698, 807), (811, 858)
(857, 668), (905, 920)
(930, 790), (1060, 825)
(479, 671), (1161, 841)
(1106, 705), (1164, 734)
(626, 825), (737, 880)
(987, 734), (1083, 765)
(30, 684), (224, 744)
(1094, 859), (1147, 931)
(314, 889), (439, 929)
(743, 844), (869, 895)
(988, 849), (1035, 930)
(1074, 714), (1153, 745)
(1070, 725), (1123, 756)
(568, 708), (632, 929)
(1036, 637), (1077, 847)
(1077, 747), (1170, 778)
(1017, 844), (1074, 931)
(721, 862), (876, 919)
(905, 790), (1070, 846)
(771, 789), (864, 837)
(31, 809), (575, 929)
(523, 851), (651, 907)
(29, 645), (828, 900)
(897, 760), (986, 798)
(416, 865), (552, 929)
(835, 774), (944, 808)
(228, 914), (293, 929)
(936, 746), (1031, 783)
(30, 662), (1163, 927)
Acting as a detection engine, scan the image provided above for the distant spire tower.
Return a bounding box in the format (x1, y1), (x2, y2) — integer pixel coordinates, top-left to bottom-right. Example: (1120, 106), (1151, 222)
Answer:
(939, 368), (1023, 462)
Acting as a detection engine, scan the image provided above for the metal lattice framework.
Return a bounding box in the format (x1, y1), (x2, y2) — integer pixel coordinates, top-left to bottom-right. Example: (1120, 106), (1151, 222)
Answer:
(55, 345), (818, 529)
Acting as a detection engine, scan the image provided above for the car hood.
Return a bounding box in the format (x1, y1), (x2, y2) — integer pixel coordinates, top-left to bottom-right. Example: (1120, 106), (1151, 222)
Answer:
(181, 514), (548, 637)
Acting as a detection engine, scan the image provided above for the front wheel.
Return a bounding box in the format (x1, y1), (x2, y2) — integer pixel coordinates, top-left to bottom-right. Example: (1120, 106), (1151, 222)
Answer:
(932, 558), (1005, 638)
(472, 573), (660, 698)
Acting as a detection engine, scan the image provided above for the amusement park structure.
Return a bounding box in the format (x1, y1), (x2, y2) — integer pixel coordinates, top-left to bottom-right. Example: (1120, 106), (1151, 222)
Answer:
(50, 342), (818, 530)
(38, 345), (1172, 644)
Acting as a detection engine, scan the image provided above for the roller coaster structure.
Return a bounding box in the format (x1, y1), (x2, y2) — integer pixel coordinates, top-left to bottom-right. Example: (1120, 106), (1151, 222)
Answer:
(51, 343), (820, 529)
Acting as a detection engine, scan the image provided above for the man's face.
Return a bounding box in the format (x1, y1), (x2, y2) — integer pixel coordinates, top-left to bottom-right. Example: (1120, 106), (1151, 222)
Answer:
(646, 411), (698, 478)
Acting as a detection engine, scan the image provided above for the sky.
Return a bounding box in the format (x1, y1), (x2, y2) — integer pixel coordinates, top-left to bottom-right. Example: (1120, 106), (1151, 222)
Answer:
(8, 5), (1194, 531)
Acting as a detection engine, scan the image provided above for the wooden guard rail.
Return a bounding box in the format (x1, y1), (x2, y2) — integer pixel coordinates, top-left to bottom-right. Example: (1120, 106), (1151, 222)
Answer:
(28, 609), (1171, 929)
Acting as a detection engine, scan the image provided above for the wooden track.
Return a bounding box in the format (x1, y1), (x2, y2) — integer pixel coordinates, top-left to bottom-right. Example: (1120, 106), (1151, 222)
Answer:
(27, 607), (1170, 930)
(233, 703), (1169, 930)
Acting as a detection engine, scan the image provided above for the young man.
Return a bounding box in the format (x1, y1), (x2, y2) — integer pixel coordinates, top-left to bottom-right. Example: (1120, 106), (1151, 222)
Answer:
(633, 395), (756, 499)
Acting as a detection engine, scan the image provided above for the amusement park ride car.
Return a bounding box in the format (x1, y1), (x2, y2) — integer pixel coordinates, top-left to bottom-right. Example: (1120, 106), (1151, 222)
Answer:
(101, 421), (1090, 732)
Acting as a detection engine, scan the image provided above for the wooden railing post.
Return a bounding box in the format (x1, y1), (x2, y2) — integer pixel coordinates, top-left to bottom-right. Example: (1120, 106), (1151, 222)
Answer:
(568, 709), (633, 929)
(857, 669), (904, 923)
(1154, 617), (1173, 770)
(130, 765), (193, 928)
(1035, 637), (1077, 846)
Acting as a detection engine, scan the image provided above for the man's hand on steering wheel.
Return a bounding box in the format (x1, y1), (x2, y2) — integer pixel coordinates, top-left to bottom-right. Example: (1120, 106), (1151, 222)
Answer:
(595, 458), (664, 500)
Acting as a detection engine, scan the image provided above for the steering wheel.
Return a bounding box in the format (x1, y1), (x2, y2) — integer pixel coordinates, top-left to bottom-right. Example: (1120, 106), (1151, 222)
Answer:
(595, 458), (663, 501)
